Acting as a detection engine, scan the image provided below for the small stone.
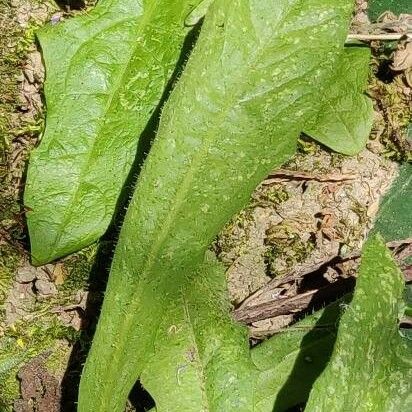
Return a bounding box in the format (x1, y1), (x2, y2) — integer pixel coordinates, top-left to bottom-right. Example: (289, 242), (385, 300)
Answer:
(59, 310), (83, 331)
(35, 279), (58, 296)
(27, 51), (45, 82)
(50, 13), (63, 25)
(23, 68), (35, 84)
(36, 265), (53, 281)
(16, 266), (37, 283)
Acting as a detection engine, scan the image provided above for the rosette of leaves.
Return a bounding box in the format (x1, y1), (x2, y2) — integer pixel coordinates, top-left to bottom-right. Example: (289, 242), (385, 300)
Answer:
(22, 0), (409, 411)
(78, 0), (356, 410)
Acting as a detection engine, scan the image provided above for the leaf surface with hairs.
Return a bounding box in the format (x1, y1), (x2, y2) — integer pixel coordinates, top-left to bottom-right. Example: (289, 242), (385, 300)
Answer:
(305, 236), (412, 412)
(78, 0), (353, 410)
(24, 0), (201, 264)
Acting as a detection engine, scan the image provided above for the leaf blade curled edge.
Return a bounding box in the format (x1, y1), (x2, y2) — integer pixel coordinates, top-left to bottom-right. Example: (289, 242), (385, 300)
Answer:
(78, 0), (353, 410)
(24, 0), (201, 264)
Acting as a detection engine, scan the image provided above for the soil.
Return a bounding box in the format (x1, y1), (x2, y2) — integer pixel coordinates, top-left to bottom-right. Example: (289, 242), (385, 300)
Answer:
(13, 353), (60, 412)
(0, 0), (411, 411)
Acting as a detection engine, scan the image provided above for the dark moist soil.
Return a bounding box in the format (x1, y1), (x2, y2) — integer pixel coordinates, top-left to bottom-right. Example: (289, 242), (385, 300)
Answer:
(0, 1), (411, 411)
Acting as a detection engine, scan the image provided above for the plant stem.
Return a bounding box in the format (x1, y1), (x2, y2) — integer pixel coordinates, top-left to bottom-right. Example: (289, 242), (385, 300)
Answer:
(347, 33), (412, 41)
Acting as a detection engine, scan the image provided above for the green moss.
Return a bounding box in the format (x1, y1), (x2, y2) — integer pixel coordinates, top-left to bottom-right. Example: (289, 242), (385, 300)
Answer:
(350, 198), (369, 226)
(251, 183), (290, 207)
(60, 243), (98, 294)
(0, 374), (19, 411)
(330, 151), (345, 168)
(0, 316), (79, 409)
(297, 135), (321, 155)
(0, 244), (21, 307)
(0, 1), (22, 162)
(0, 0), (53, 311)
(264, 225), (316, 277)
(214, 208), (255, 265)
(0, 1), (50, 155)
(0, 242), (22, 326)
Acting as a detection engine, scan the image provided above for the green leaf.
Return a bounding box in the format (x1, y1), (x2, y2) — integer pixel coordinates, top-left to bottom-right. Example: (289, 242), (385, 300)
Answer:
(372, 163), (412, 241)
(252, 299), (346, 411)
(24, 0), (201, 265)
(78, 0), (353, 411)
(304, 46), (373, 155)
(368, 0), (412, 21)
(140, 253), (256, 412)
(305, 235), (412, 412)
(142, 270), (349, 412)
(185, 0), (214, 26)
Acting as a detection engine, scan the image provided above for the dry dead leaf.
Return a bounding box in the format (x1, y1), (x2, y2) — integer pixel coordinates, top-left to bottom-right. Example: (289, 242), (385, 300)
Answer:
(391, 40), (412, 72)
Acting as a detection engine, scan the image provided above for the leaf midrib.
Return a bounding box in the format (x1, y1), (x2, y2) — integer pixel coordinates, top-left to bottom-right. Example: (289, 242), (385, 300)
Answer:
(139, 5), (334, 277)
(182, 293), (211, 411)
(106, 1), (341, 404)
(48, 0), (161, 256)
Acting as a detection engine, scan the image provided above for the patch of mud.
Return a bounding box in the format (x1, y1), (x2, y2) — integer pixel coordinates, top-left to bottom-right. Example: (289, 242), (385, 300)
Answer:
(219, 145), (398, 306)
(3, 252), (91, 334)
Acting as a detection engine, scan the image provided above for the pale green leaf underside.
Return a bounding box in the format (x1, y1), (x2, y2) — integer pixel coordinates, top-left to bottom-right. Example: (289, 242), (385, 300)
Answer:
(24, 0), (201, 265)
(305, 235), (412, 412)
(78, 0), (353, 411)
(304, 46), (374, 155)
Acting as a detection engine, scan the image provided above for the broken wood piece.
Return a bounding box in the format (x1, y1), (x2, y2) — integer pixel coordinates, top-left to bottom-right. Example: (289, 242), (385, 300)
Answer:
(234, 278), (355, 324)
(264, 169), (358, 184)
(237, 252), (339, 311)
(235, 238), (412, 325)
(347, 33), (412, 41)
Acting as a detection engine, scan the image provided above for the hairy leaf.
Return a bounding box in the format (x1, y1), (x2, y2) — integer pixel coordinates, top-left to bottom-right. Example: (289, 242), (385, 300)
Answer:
(143, 274), (349, 412)
(185, 0), (215, 26)
(78, 0), (353, 410)
(186, 6), (373, 158)
(304, 46), (373, 155)
(372, 163), (412, 241)
(305, 235), (412, 412)
(24, 0), (201, 265)
(140, 253), (256, 411)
